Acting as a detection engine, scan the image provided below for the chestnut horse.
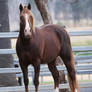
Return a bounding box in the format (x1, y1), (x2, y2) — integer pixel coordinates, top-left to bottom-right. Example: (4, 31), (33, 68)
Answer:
(16, 4), (79, 92)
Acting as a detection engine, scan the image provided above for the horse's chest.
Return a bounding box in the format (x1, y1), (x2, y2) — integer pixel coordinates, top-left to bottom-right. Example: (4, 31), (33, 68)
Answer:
(20, 46), (40, 63)
(22, 52), (32, 61)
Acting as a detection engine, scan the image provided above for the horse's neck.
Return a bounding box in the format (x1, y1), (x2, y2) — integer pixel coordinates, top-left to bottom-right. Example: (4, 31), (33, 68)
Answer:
(22, 38), (31, 45)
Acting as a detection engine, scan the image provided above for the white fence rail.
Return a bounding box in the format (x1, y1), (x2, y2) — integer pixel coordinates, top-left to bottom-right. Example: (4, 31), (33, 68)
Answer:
(0, 46), (92, 54)
(0, 30), (92, 38)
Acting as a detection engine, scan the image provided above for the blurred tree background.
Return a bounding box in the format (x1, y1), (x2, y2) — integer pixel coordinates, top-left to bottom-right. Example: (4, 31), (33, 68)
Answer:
(9, 0), (92, 31)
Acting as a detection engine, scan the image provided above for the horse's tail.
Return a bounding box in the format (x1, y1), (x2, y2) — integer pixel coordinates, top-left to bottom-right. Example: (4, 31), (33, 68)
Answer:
(68, 51), (79, 92)
(58, 28), (79, 92)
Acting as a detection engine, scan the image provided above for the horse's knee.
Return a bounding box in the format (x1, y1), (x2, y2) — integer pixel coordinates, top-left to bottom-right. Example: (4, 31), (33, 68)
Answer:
(53, 71), (59, 87)
(23, 72), (29, 86)
(54, 71), (59, 81)
(24, 77), (29, 86)
(33, 78), (39, 87)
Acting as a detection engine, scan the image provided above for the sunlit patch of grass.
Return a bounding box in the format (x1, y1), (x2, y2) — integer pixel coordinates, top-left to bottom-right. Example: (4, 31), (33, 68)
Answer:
(79, 80), (92, 83)
(72, 40), (92, 46)
(71, 36), (92, 46)
(71, 37), (92, 56)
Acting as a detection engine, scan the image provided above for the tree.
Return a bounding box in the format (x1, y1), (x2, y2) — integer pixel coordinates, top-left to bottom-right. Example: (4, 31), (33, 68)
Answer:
(0, 0), (18, 86)
(34, 0), (53, 24)
(34, 0), (69, 92)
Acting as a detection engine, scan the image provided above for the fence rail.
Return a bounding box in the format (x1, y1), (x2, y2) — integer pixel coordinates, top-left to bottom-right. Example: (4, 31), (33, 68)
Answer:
(0, 46), (92, 54)
(0, 30), (92, 38)
(0, 64), (92, 74)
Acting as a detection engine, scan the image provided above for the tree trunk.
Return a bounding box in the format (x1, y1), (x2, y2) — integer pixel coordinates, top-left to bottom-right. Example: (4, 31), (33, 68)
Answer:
(35, 0), (69, 92)
(0, 0), (18, 86)
(34, 0), (53, 24)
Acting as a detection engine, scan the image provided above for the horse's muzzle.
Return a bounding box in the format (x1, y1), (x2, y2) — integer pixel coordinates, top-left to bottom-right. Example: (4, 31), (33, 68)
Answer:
(25, 35), (31, 39)
(24, 29), (32, 39)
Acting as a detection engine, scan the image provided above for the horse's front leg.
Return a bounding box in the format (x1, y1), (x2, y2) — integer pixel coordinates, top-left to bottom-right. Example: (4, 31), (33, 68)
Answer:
(20, 62), (29, 92)
(33, 60), (40, 92)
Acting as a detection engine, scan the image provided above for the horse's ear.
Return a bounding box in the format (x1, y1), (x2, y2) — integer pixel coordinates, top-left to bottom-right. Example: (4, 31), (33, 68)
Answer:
(19, 4), (23, 12)
(28, 3), (31, 10)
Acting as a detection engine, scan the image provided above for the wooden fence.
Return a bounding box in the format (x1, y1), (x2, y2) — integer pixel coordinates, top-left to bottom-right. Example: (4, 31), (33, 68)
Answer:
(0, 30), (92, 92)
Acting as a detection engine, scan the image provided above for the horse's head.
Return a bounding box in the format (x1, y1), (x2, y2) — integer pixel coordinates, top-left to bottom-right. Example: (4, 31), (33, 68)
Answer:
(19, 4), (34, 39)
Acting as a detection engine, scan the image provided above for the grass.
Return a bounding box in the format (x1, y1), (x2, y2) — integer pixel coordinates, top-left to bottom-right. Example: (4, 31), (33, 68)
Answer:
(29, 80), (92, 85)
(71, 37), (92, 46)
(79, 80), (92, 83)
(71, 36), (92, 56)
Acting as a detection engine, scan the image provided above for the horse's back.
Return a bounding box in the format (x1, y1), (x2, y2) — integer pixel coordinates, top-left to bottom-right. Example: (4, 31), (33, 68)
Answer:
(38, 24), (69, 40)
(38, 24), (70, 46)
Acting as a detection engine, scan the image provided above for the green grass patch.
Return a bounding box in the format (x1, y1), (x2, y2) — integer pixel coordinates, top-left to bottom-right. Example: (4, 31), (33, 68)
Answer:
(79, 80), (92, 83)
(72, 40), (92, 46)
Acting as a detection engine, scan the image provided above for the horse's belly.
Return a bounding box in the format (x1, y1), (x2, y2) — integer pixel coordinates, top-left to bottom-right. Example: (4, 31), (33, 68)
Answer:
(43, 50), (59, 63)
(42, 38), (61, 63)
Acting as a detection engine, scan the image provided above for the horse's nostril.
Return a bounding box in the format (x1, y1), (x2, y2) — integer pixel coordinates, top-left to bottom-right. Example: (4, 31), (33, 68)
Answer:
(25, 30), (27, 32)
(25, 35), (31, 39)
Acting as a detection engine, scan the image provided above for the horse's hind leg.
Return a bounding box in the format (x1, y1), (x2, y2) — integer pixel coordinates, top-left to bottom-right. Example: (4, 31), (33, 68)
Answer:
(48, 60), (59, 92)
(60, 53), (79, 92)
